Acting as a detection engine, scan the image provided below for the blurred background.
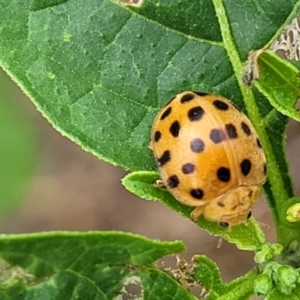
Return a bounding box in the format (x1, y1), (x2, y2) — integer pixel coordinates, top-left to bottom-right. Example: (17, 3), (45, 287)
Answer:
(0, 67), (299, 289)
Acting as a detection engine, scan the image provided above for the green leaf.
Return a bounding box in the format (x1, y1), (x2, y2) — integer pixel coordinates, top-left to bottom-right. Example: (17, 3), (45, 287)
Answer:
(30, 0), (69, 11)
(194, 255), (225, 295)
(193, 255), (256, 300)
(0, 68), (37, 218)
(129, 1), (222, 42)
(254, 243), (283, 264)
(275, 265), (299, 295)
(223, 1), (300, 60)
(252, 50), (300, 122)
(139, 269), (196, 300)
(0, 231), (193, 300)
(1, 0), (300, 248)
(122, 171), (266, 250)
(254, 261), (300, 296)
(254, 273), (273, 295)
(0, 0), (251, 171)
(265, 286), (300, 300)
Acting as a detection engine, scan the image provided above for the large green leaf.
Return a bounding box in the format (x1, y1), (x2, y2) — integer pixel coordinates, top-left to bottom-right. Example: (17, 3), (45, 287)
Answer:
(1, 0), (300, 248)
(0, 231), (193, 300)
(0, 0), (268, 171)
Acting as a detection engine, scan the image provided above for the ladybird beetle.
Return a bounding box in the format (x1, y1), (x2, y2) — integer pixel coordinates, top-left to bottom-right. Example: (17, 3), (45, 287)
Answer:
(151, 91), (266, 228)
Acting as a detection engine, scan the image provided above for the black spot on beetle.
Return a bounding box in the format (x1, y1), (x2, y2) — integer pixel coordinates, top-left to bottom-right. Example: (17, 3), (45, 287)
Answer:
(241, 122), (251, 136)
(213, 99), (229, 111)
(190, 188), (204, 199)
(160, 107), (172, 120)
(263, 163), (267, 175)
(154, 131), (161, 142)
(188, 106), (204, 121)
(240, 159), (252, 176)
(190, 138), (205, 153)
(182, 163), (195, 174)
(257, 138), (262, 148)
(192, 91), (209, 97)
(219, 221), (229, 228)
(218, 201), (225, 207)
(157, 150), (171, 167)
(169, 121), (180, 137)
(180, 93), (195, 103)
(167, 175), (179, 188)
(226, 123), (238, 139)
(217, 167), (231, 182)
(210, 129), (225, 144)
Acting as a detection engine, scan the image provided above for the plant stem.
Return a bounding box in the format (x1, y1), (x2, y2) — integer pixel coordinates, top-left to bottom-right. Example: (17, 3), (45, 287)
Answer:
(212, 0), (300, 247)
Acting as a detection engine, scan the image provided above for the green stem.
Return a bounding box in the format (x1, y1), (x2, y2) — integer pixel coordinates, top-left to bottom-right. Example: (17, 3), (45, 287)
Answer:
(212, 0), (299, 246)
